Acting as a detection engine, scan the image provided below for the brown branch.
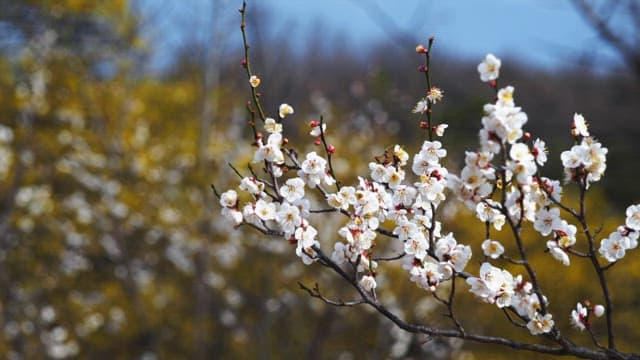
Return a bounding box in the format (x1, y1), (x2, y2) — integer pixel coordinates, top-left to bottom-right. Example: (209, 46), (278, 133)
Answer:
(373, 252), (406, 262)
(576, 175), (615, 350)
(239, 1), (267, 121)
(309, 246), (633, 360)
(318, 116), (340, 191)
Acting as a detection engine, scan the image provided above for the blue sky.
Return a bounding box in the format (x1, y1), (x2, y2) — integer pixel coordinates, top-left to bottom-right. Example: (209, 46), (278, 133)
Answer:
(144, 0), (626, 72)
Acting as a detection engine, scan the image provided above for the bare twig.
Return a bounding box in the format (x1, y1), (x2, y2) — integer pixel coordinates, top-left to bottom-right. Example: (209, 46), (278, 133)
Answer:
(298, 282), (366, 307)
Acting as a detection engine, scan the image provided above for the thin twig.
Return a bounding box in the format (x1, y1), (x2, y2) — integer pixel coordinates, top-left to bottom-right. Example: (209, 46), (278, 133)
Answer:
(318, 116), (340, 191)
(298, 282), (366, 307)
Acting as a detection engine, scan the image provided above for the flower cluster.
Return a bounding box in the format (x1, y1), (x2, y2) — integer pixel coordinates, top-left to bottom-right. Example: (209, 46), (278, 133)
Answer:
(218, 45), (639, 346)
(467, 263), (552, 335)
(561, 114), (608, 187)
(570, 301), (605, 331)
(598, 205), (640, 262)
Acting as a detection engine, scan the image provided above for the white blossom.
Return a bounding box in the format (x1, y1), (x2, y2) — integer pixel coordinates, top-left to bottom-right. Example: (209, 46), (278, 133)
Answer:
(527, 313), (554, 335)
(360, 275), (377, 292)
(481, 239), (504, 259)
(477, 54), (501, 82)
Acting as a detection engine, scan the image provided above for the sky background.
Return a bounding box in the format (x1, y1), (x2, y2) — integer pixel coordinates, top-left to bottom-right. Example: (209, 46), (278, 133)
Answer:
(141, 0), (626, 73)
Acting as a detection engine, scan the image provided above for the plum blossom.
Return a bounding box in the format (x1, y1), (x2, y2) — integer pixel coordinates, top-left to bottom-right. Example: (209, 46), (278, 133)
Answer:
(572, 113), (589, 137)
(393, 145), (409, 166)
(533, 207), (561, 236)
(296, 242), (319, 265)
(435, 233), (471, 272)
(532, 138), (547, 166)
(239, 177), (265, 196)
(404, 231), (429, 261)
(253, 132), (284, 164)
(264, 118), (282, 133)
(466, 262), (515, 308)
(295, 225), (318, 249)
(299, 152), (331, 188)
(476, 200), (505, 231)
(481, 239), (504, 259)
(409, 261), (449, 292)
(561, 137), (607, 186)
(412, 98), (428, 114)
(280, 177), (305, 203)
(309, 122), (326, 137)
(433, 123), (448, 137)
(547, 241), (570, 266)
(221, 207), (243, 225)
(276, 203), (301, 237)
(426, 87), (444, 104)
(625, 204), (640, 230)
(570, 302), (588, 331)
(254, 199), (276, 221)
(477, 54), (501, 82)
(360, 275), (377, 292)
(599, 230), (632, 262)
(249, 75), (261, 88)
(527, 313), (554, 335)
(219, 190), (238, 208)
(278, 103), (294, 118)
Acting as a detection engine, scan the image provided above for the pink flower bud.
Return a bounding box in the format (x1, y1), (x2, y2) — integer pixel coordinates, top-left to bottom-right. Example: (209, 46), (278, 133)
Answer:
(327, 145), (336, 154)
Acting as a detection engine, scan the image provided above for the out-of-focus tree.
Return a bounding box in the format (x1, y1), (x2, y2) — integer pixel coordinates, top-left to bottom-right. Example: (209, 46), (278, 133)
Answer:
(571, 0), (640, 80)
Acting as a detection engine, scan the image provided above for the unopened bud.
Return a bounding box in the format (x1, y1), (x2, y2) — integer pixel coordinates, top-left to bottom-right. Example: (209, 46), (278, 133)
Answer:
(420, 121), (429, 129)
(418, 65), (427, 73)
(523, 132), (531, 142)
(241, 59), (247, 68)
(256, 132), (263, 140)
(327, 145), (336, 154)
(416, 44), (427, 54)
(314, 138), (321, 146)
(282, 137), (289, 145)
(309, 120), (320, 128)
(593, 305), (605, 317)
(489, 80), (497, 88)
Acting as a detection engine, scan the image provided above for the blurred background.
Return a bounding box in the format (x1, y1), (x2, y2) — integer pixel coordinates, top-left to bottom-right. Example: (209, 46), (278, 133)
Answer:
(0, 0), (638, 358)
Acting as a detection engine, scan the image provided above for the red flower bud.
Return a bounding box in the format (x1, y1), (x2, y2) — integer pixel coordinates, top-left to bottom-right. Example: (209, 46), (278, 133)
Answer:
(418, 65), (427, 73)
(309, 120), (319, 128)
(327, 145), (336, 154)
(420, 121), (429, 129)
(314, 138), (321, 145)
(523, 132), (531, 141)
